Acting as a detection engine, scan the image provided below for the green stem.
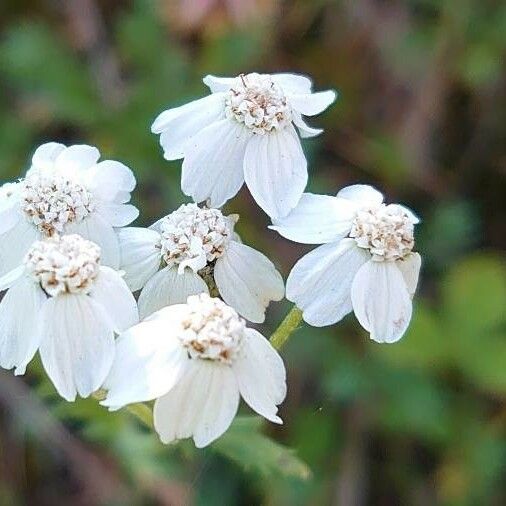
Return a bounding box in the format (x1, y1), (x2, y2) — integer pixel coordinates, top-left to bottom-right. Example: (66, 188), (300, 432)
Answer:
(269, 305), (304, 351)
(126, 403), (154, 428)
(93, 390), (153, 429)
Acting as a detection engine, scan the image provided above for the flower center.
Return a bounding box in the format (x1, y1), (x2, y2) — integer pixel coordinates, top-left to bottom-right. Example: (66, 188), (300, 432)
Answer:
(349, 204), (415, 261)
(24, 234), (101, 297)
(179, 294), (245, 364)
(20, 171), (95, 237)
(225, 73), (291, 134)
(159, 204), (234, 272)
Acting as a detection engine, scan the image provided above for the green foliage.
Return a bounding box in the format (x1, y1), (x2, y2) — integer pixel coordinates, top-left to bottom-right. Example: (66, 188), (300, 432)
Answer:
(0, 0), (504, 503)
(212, 416), (311, 481)
(379, 254), (506, 394)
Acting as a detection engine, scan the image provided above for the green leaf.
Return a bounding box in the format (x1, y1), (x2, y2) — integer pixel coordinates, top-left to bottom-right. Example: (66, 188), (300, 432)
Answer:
(442, 254), (506, 394)
(0, 23), (99, 125)
(375, 303), (449, 371)
(442, 254), (506, 336)
(212, 416), (311, 481)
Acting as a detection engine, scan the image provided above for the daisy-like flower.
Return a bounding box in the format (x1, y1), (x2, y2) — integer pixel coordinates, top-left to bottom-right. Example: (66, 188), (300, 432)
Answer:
(0, 234), (138, 400)
(118, 202), (284, 322)
(102, 293), (286, 448)
(0, 142), (139, 277)
(151, 72), (336, 218)
(271, 185), (421, 343)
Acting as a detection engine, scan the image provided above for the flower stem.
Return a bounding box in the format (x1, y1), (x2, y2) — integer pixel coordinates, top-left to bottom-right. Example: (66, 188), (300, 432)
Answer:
(93, 390), (153, 429)
(269, 305), (304, 351)
(126, 403), (154, 428)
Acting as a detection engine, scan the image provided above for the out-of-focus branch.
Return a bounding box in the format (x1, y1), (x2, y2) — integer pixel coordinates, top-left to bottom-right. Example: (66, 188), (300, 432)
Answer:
(61, 0), (126, 107)
(0, 370), (126, 504)
(333, 405), (369, 506)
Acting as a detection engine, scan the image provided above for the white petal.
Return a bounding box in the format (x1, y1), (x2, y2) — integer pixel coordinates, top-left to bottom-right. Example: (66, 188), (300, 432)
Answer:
(0, 265), (25, 291)
(31, 142), (66, 170)
(152, 93), (225, 133)
(397, 253), (422, 298)
(85, 160), (136, 201)
(271, 73), (313, 94)
(39, 294), (115, 401)
(66, 213), (120, 268)
(233, 329), (286, 424)
(270, 193), (355, 244)
(117, 227), (161, 291)
(398, 204), (421, 224)
(54, 144), (100, 173)
(96, 203), (139, 227)
(155, 94), (226, 160)
(351, 260), (413, 344)
(202, 74), (237, 93)
(102, 307), (190, 409)
(181, 118), (250, 207)
(89, 266), (139, 332)
(154, 361), (240, 448)
(0, 276), (46, 375)
(337, 184), (384, 206)
(138, 266), (208, 320)
(288, 90), (337, 116)
(0, 199), (21, 235)
(286, 239), (369, 326)
(292, 111), (323, 138)
(0, 219), (38, 278)
(214, 241), (284, 323)
(244, 124), (307, 219)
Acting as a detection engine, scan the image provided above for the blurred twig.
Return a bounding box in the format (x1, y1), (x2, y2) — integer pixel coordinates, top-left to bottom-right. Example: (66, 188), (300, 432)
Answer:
(0, 370), (127, 505)
(333, 405), (369, 506)
(61, 0), (126, 107)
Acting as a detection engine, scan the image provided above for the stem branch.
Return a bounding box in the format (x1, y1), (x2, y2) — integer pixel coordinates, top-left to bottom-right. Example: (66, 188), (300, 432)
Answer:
(126, 403), (154, 428)
(269, 306), (304, 350)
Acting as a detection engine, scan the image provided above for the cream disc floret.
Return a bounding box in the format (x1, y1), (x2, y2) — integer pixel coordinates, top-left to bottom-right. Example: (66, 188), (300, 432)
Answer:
(25, 235), (101, 297)
(179, 294), (245, 364)
(225, 73), (292, 134)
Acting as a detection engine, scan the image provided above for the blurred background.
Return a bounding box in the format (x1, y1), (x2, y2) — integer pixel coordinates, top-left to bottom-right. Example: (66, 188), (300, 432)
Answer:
(0, 0), (505, 504)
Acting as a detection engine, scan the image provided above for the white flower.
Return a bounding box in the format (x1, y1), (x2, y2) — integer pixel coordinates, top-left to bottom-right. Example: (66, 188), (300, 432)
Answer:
(118, 203), (284, 322)
(151, 72), (337, 218)
(0, 142), (139, 277)
(102, 293), (286, 448)
(0, 234), (138, 400)
(271, 185), (421, 343)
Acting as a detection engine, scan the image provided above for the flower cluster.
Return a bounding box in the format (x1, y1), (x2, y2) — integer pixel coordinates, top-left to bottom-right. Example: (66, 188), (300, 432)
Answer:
(0, 71), (421, 448)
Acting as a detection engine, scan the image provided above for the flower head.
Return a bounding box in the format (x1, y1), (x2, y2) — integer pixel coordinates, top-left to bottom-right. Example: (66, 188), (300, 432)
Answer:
(179, 294), (245, 363)
(271, 184), (421, 343)
(117, 203), (284, 322)
(151, 72), (337, 218)
(159, 203), (234, 273)
(25, 235), (100, 297)
(0, 142), (139, 278)
(225, 73), (292, 133)
(102, 293), (287, 448)
(350, 204), (415, 261)
(0, 234), (138, 400)
(21, 170), (95, 237)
